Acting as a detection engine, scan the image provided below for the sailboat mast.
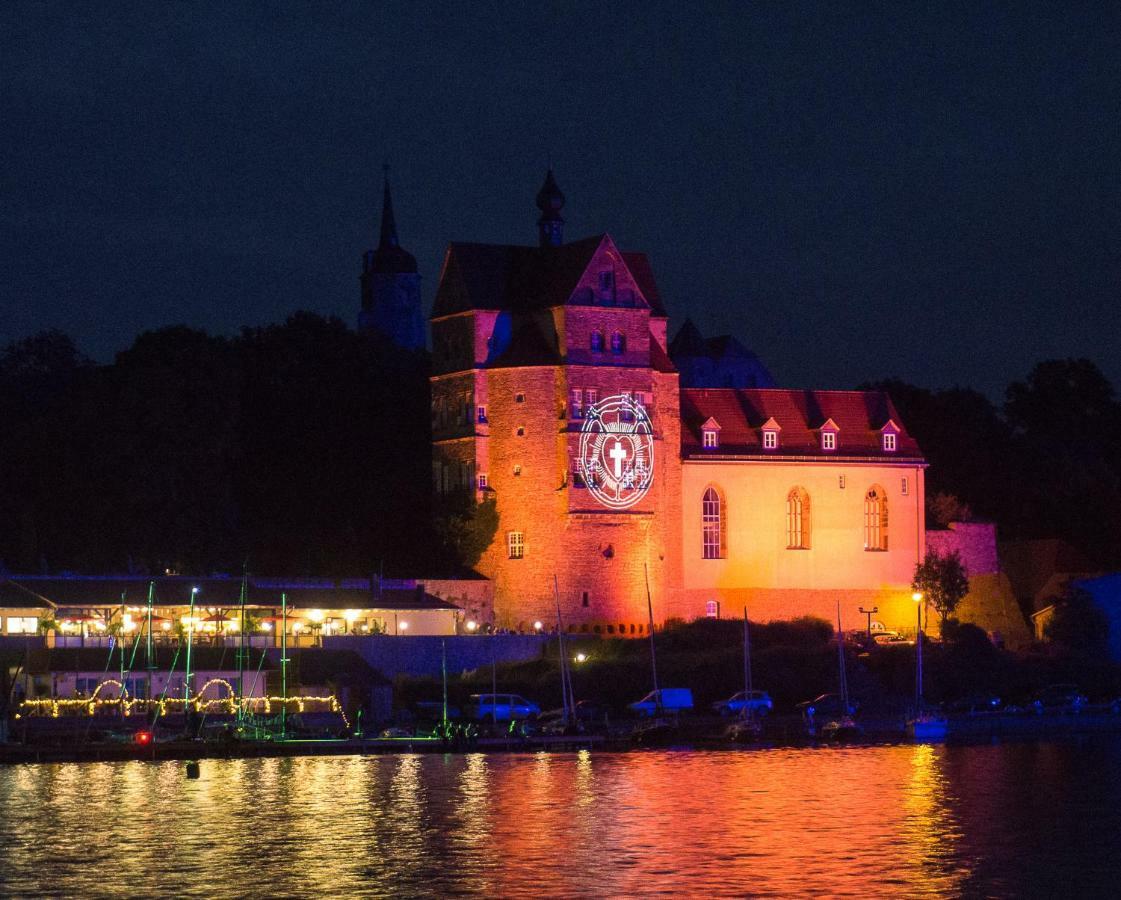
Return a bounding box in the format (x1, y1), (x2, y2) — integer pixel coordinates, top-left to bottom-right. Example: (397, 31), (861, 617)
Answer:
(553, 576), (571, 724)
(441, 639), (448, 731)
(644, 563), (660, 709)
(835, 601), (849, 713)
(237, 569), (247, 719)
(280, 592), (288, 739)
(145, 581), (154, 707)
(743, 607), (753, 698)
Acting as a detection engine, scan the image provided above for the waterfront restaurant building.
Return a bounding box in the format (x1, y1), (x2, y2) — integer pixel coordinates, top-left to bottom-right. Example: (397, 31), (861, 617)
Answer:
(428, 172), (927, 634)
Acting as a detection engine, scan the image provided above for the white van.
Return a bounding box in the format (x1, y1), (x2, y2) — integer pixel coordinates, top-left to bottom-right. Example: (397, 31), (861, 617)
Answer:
(628, 688), (694, 717)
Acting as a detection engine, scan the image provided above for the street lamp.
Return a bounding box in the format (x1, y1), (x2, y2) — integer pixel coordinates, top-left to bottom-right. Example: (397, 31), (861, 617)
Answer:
(466, 620), (478, 633)
(574, 652), (588, 664)
(913, 591), (924, 710)
(858, 606), (879, 638)
(533, 620), (543, 633)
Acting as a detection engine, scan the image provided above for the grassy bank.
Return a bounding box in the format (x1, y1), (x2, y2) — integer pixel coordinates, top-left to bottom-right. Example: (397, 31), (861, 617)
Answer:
(394, 618), (1121, 716)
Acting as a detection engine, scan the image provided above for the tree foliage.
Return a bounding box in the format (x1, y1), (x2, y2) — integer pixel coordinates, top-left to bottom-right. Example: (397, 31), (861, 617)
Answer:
(912, 549), (970, 627)
(434, 498), (498, 570)
(0, 316), (434, 577)
(1044, 587), (1109, 658)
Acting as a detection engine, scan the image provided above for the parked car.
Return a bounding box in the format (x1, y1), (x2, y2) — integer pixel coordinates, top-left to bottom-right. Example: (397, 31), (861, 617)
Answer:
(796, 693), (857, 720)
(712, 690), (773, 717)
(1031, 684), (1088, 712)
(468, 693), (540, 722)
(872, 631), (913, 646)
(628, 688), (694, 717)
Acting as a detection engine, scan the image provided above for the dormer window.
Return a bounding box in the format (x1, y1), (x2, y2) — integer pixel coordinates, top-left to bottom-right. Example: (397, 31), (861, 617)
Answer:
(818, 419), (839, 452)
(760, 417), (781, 451)
(700, 416), (721, 450)
(880, 420), (900, 453)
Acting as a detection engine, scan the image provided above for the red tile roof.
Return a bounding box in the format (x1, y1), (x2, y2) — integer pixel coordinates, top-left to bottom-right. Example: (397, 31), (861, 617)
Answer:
(681, 388), (924, 458)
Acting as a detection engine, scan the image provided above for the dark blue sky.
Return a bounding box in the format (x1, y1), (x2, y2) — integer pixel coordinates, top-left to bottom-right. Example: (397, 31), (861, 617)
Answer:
(2, 2), (1118, 396)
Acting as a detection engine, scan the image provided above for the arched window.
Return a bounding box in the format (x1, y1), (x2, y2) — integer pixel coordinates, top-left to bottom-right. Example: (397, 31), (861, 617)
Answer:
(702, 486), (726, 559)
(590, 331), (604, 353)
(864, 485), (888, 551)
(787, 487), (811, 549)
(705, 599), (720, 618)
(611, 332), (626, 354)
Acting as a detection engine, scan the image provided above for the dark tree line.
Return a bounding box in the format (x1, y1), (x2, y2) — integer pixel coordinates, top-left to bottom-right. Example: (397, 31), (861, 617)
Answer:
(864, 358), (1121, 568)
(0, 314), (436, 577)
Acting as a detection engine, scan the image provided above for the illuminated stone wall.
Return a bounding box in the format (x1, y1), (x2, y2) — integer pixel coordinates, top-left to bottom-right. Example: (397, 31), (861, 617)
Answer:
(677, 461), (926, 632)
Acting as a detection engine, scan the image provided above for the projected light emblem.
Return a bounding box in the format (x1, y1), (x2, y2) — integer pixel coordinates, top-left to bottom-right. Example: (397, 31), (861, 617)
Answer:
(578, 394), (655, 510)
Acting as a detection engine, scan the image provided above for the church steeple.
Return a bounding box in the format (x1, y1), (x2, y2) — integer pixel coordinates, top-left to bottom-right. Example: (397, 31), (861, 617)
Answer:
(379, 165), (400, 250)
(359, 165), (423, 349)
(536, 168), (565, 248)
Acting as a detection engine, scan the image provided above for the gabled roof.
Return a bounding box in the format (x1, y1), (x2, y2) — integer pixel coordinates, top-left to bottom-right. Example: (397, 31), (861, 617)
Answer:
(701, 416), (721, 431)
(680, 389), (924, 458)
(431, 234), (667, 318)
(761, 416), (782, 432)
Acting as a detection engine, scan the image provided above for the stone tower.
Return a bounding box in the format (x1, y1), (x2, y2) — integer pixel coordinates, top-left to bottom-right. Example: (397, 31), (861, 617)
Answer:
(359, 167), (425, 350)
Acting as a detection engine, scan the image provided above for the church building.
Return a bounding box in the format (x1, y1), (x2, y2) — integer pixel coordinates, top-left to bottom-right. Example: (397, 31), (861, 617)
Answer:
(421, 171), (927, 634)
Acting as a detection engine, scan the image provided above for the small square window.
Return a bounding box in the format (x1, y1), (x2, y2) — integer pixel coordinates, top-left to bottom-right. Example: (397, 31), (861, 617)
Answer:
(507, 532), (524, 559)
(570, 388), (583, 418)
(516, 426), (525, 437)
(582, 591), (590, 608)
(478, 473), (488, 490)
(477, 405), (488, 423)
(703, 430), (718, 449)
(515, 393), (525, 404)
(822, 432), (836, 451)
(586, 389), (598, 408)
(901, 476), (909, 496)
(883, 433), (897, 452)
(513, 464), (522, 477)
(839, 474), (846, 489)
(763, 430), (778, 449)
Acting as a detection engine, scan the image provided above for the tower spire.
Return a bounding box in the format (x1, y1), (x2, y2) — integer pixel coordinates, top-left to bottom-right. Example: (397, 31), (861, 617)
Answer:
(536, 167), (565, 248)
(379, 163), (399, 250)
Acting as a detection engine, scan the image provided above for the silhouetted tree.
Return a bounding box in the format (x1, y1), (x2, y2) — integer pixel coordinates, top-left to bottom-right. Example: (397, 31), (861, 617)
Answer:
(912, 549), (970, 630)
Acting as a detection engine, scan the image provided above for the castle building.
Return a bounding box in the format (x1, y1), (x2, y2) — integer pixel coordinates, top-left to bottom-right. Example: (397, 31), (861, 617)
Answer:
(430, 172), (927, 634)
(358, 168), (425, 350)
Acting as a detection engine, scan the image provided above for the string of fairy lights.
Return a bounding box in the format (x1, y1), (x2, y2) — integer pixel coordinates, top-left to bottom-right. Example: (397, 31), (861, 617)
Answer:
(16, 677), (346, 724)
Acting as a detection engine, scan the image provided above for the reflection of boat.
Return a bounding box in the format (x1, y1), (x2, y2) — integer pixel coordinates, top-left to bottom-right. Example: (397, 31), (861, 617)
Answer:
(907, 714), (949, 742)
(724, 718), (763, 742)
(907, 592), (948, 742)
(815, 602), (863, 740)
(821, 717), (862, 742)
(725, 607), (763, 743)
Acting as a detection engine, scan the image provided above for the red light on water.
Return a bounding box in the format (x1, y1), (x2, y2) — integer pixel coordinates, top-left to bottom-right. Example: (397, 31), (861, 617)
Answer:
(135, 731), (153, 745)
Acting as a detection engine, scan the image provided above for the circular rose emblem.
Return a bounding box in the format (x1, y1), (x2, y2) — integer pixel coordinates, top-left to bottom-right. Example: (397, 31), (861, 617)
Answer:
(578, 393), (655, 510)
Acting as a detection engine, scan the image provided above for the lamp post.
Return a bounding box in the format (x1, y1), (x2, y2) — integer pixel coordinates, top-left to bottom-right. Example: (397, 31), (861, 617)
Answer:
(912, 591), (924, 711)
(185, 586), (199, 705)
(858, 606), (879, 639)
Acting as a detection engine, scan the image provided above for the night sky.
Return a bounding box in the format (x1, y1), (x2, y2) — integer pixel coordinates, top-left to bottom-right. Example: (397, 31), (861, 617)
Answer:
(2, 2), (1118, 397)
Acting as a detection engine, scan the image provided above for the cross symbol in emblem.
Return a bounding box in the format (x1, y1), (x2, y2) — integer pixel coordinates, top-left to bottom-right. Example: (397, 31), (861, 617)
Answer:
(609, 440), (628, 478)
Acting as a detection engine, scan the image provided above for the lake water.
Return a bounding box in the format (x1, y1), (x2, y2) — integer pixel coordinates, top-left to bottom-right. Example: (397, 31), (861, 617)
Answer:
(0, 741), (1118, 897)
